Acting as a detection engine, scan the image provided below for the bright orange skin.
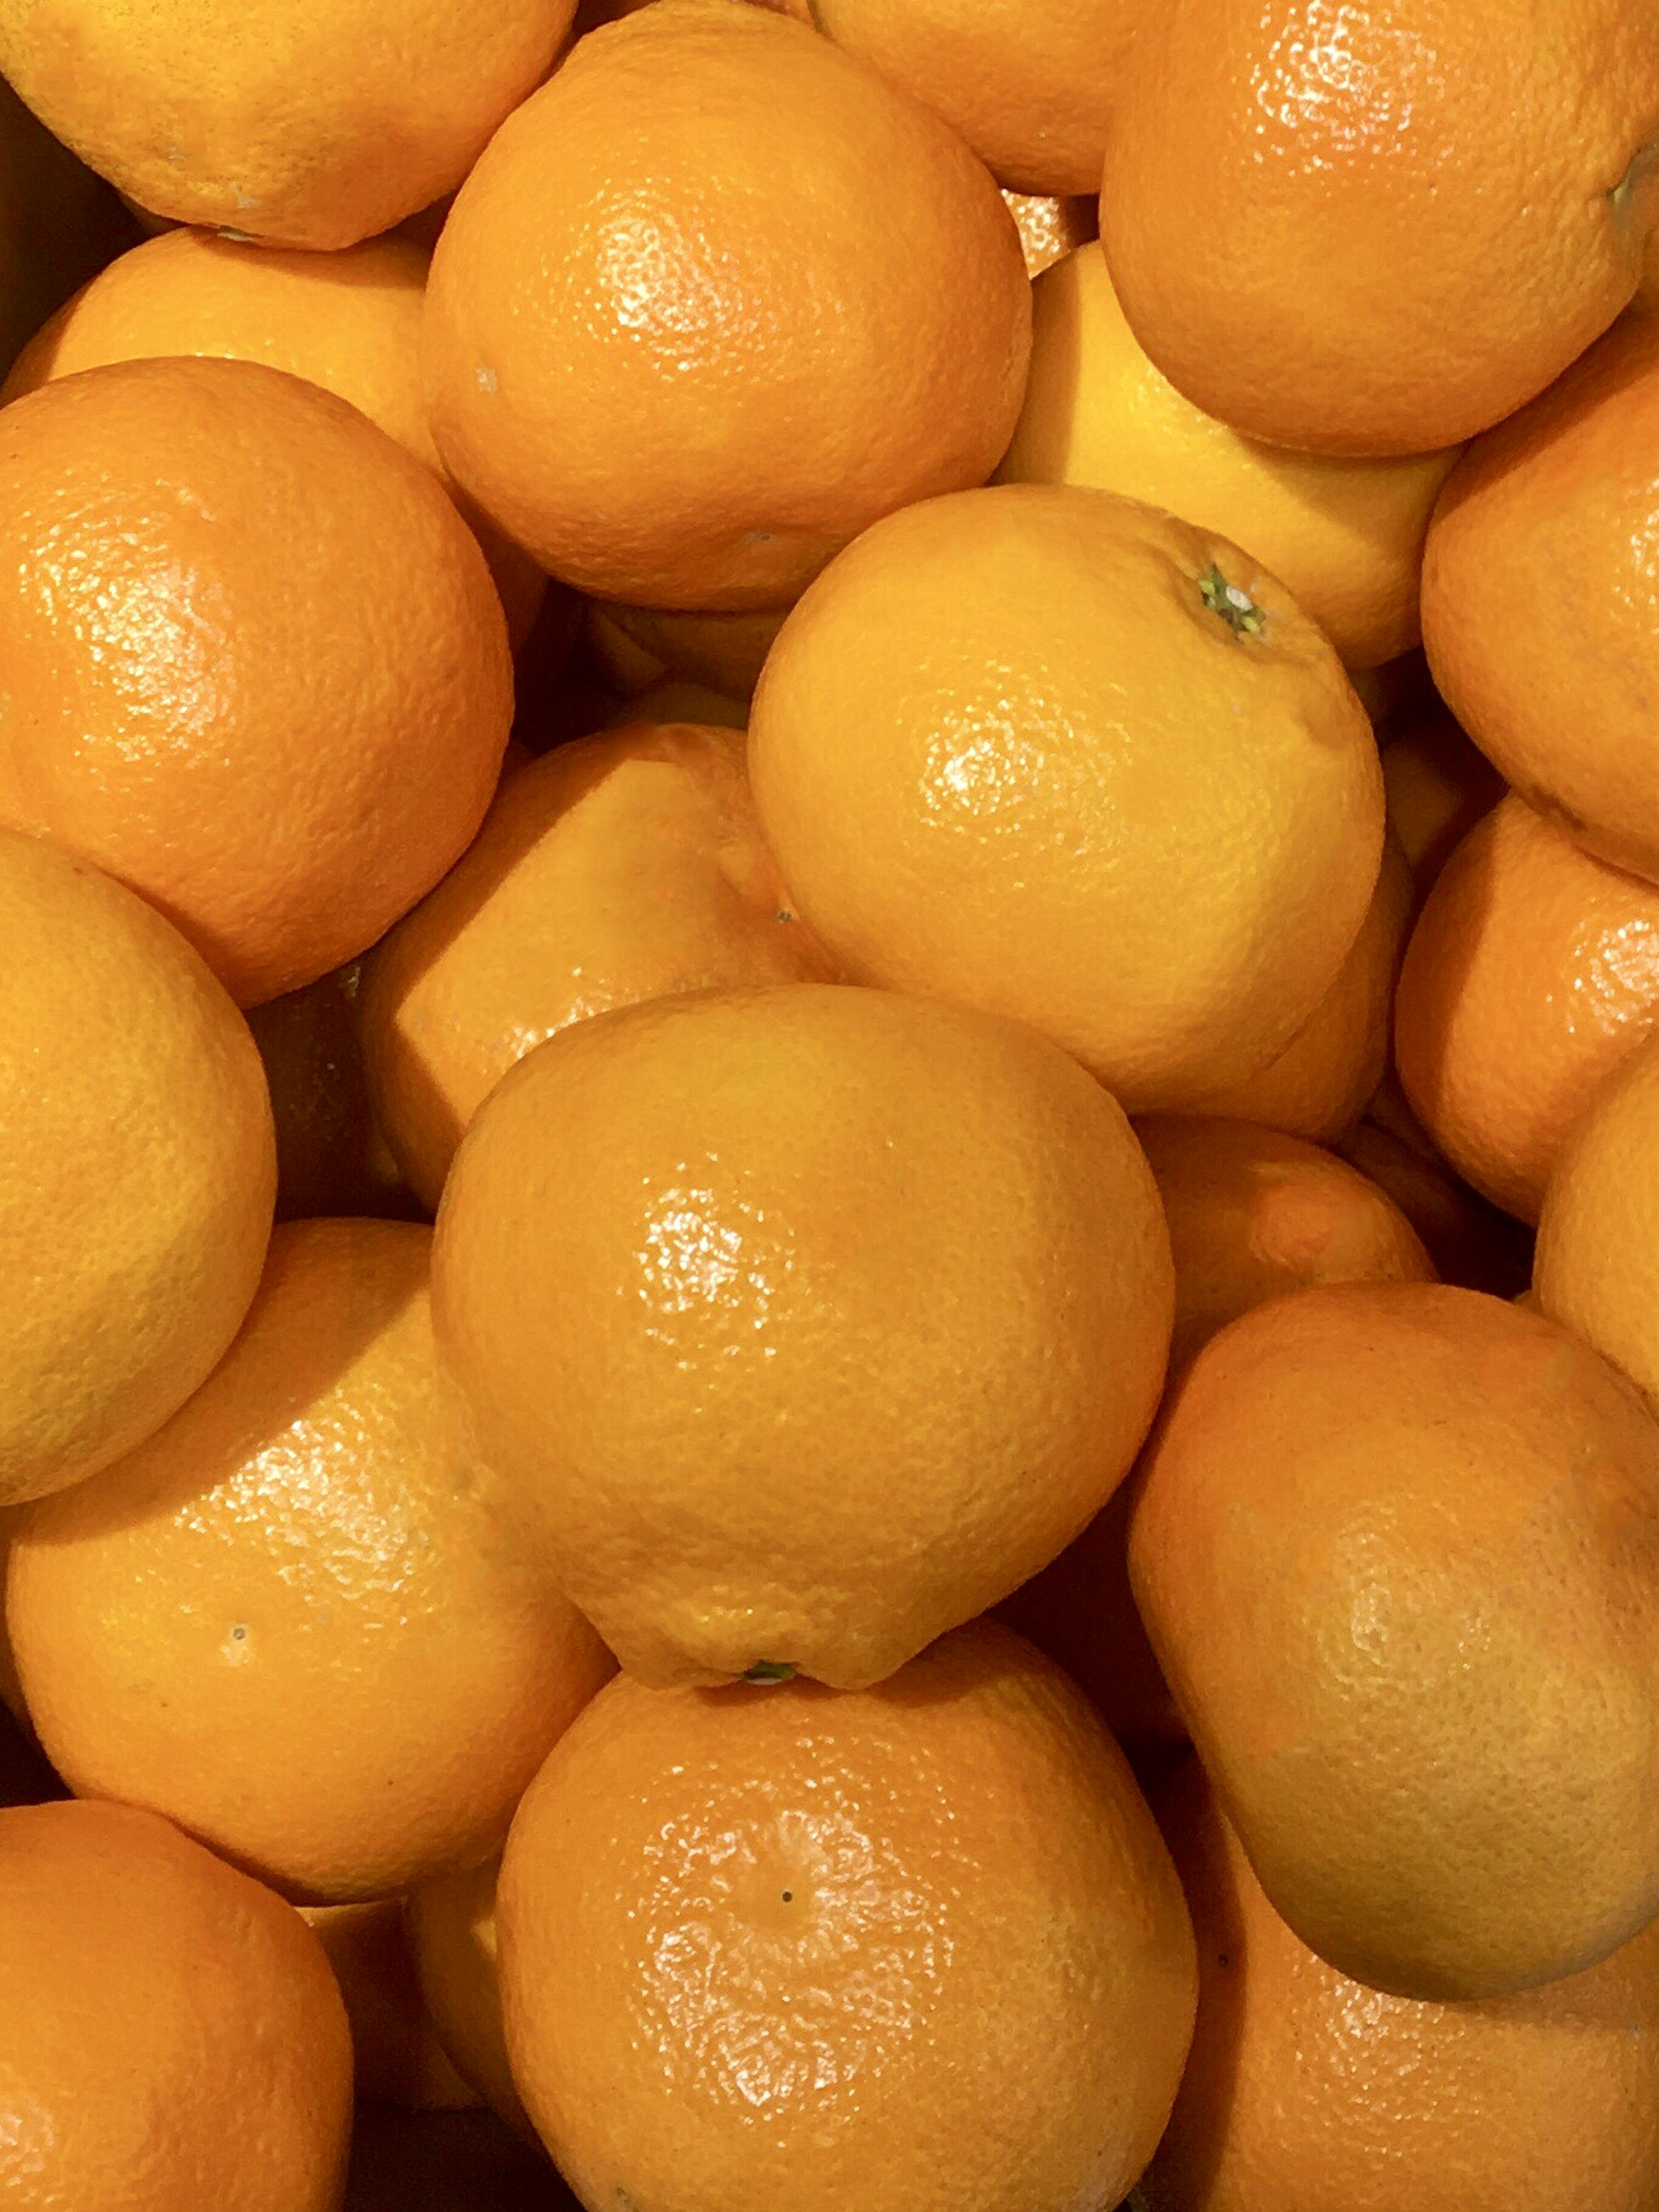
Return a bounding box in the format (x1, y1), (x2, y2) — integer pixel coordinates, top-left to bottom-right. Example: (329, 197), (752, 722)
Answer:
(0, 226), (546, 649)
(1536, 1030), (1659, 1405)
(0, 0), (577, 248)
(1136, 1117), (1434, 1372)
(0, 1799), (353, 2210)
(1143, 1763), (1659, 2212)
(0, 828), (274, 1506)
(433, 983), (1174, 1689)
(361, 724), (838, 1211)
(8, 1219), (615, 1903)
(424, 0), (1031, 609)
(1131, 1283), (1659, 2001)
(1382, 706), (1505, 897)
(749, 485), (1385, 1111)
(498, 1622), (1198, 2212)
(0, 356), (513, 1006)
(1424, 307), (1659, 883)
(1396, 796), (1659, 1222)
(300, 1900), (478, 2111)
(812, 0), (1138, 194)
(1099, 0), (1659, 456)
(1186, 834), (1413, 1142)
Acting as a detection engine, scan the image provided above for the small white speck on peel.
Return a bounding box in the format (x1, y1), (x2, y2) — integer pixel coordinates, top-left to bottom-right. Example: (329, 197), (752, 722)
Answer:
(476, 364), (499, 395)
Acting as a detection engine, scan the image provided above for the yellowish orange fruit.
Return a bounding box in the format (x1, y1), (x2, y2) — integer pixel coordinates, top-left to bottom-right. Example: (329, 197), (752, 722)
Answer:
(1382, 705), (1506, 896)
(300, 1900), (479, 2111)
(406, 1856), (532, 2139)
(433, 983), (1173, 1688)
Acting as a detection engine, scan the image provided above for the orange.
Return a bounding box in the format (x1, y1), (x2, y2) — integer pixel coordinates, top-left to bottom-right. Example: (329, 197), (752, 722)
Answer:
(7, 1218), (616, 1902)
(1183, 834), (1413, 1142)
(0, 1798), (352, 2209)
(810, 0), (1137, 194)
(1334, 1117), (1533, 1297)
(0, 70), (132, 378)
(0, 356), (513, 1006)
(1135, 1117), (1434, 1372)
(749, 485), (1385, 1111)
(585, 599), (789, 704)
(1536, 1028), (1659, 1402)
(361, 725), (839, 1212)
(998, 243), (1460, 667)
(0, 226), (547, 649)
(407, 1856), (533, 2139)
(497, 1620), (1197, 2212)
(246, 963), (422, 1223)
(1143, 1760), (1659, 2212)
(0, 0), (577, 248)
(607, 678), (747, 729)
(1396, 794), (1659, 1222)
(423, 0), (1031, 608)
(433, 983), (1174, 1688)
(1382, 704), (1506, 896)
(1004, 189), (1097, 278)
(0, 828), (273, 1505)
(1098, 0), (1659, 455)
(300, 1900), (479, 2111)
(1131, 1282), (1659, 2000)
(1423, 304), (1659, 882)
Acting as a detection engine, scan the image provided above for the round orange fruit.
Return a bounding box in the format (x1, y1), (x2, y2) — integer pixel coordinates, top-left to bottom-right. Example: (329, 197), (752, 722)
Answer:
(433, 983), (1173, 1688)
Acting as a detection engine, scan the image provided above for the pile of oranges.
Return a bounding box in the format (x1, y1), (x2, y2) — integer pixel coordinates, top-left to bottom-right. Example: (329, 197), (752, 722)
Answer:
(3, 2), (1659, 2207)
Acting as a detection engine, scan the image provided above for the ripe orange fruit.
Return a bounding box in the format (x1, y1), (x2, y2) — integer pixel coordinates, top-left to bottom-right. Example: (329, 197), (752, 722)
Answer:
(1183, 834), (1413, 1142)
(1334, 1114), (1533, 1298)
(0, 356), (513, 1006)
(585, 600), (788, 704)
(0, 1798), (353, 2208)
(1144, 1760), (1659, 2212)
(1382, 704), (1506, 896)
(1423, 304), (1659, 882)
(424, 0), (1031, 608)
(0, 828), (273, 1505)
(1098, 0), (1659, 456)
(1131, 1283), (1659, 2000)
(8, 1218), (615, 1902)
(810, 0), (1136, 194)
(300, 1900), (478, 2111)
(0, 226), (546, 649)
(407, 1856), (533, 2139)
(1003, 188), (1097, 278)
(1135, 1117), (1434, 1371)
(246, 963), (421, 1223)
(749, 485), (1385, 1111)
(498, 1621), (1198, 2212)
(1396, 794), (1659, 1222)
(0, 70), (132, 378)
(361, 725), (838, 1210)
(998, 242), (1459, 668)
(433, 983), (1174, 1688)
(0, 0), (577, 248)
(1536, 1028), (1659, 1401)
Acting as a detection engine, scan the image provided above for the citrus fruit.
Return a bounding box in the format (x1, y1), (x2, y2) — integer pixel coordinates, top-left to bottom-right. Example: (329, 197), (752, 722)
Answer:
(809, 0), (1137, 194)
(1382, 705), (1506, 895)
(0, 0), (578, 248)
(0, 355), (513, 1006)
(607, 679), (747, 729)
(1144, 1761), (1659, 2212)
(423, 0), (1031, 608)
(246, 963), (421, 1223)
(0, 1798), (352, 2209)
(1099, 0), (1659, 455)
(1535, 1028), (1659, 1400)
(1135, 1117), (1434, 1371)
(1333, 1116), (1533, 1297)
(584, 601), (788, 704)
(1183, 833), (1413, 1142)
(0, 827), (273, 1505)
(748, 484), (1385, 1111)
(361, 724), (838, 1210)
(7, 1218), (616, 1902)
(0, 69), (131, 378)
(407, 1856), (533, 2139)
(1131, 1282), (1659, 1999)
(1396, 794), (1659, 1222)
(497, 1620), (1198, 2212)
(1423, 303), (1659, 882)
(432, 983), (1173, 1688)
(0, 225), (546, 648)
(998, 242), (1459, 668)
(300, 1900), (479, 2111)
(1004, 188), (1096, 277)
